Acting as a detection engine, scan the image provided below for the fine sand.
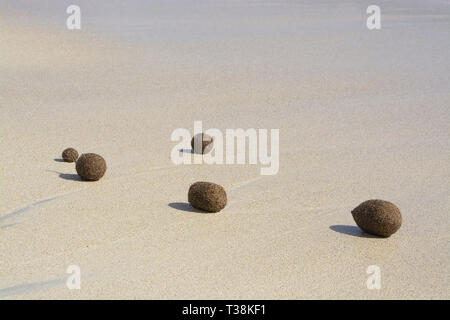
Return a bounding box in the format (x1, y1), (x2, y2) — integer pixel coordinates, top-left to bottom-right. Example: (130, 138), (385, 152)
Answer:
(0, 1), (449, 299)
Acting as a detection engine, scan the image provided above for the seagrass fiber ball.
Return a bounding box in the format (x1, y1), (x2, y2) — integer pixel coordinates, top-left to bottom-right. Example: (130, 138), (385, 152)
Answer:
(351, 199), (402, 237)
(188, 181), (227, 213)
(191, 133), (214, 154)
(75, 153), (107, 181)
(62, 148), (79, 162)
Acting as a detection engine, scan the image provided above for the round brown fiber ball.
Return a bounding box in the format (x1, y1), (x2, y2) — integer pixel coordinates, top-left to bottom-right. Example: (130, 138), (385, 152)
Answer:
(351, 199), (402, 237)
(62, 148), (79, 162)
(191, 133), (214, 154)
(188, 181), (227, 213)
(75, 153), (107, 181)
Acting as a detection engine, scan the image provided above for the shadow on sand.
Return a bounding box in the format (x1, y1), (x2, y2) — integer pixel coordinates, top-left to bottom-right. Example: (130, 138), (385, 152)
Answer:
(168, 202), (207, 213)
(329, 225), (380, 238)
(178, 149), (194, 154)
(47, 169), (84, 182)
(58, 173), (83, 181)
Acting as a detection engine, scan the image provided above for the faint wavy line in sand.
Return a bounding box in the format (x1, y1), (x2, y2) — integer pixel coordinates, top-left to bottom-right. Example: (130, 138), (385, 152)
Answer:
(0, 193), (72, 224)
(0, 222), (21, 229)
(1, 164), (179, 225)
(0, 278), (66, 299)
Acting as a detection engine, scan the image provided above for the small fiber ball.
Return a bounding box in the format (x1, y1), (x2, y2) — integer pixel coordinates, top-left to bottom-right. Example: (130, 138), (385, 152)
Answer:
(188, 181), (227, 213)
(351, 199), (402, 237)
(62, 148), (79, 162)
(75, 153), (107, 181)
(191, 133), (214, 154)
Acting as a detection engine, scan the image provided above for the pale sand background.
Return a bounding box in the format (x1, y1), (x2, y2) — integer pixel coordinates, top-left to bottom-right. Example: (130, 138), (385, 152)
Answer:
(0, 0), (449, 299)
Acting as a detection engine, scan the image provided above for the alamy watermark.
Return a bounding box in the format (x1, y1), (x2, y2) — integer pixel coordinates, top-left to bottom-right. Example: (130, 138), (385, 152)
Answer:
(65, 5), (380, 31)
(66, 5), (81, 30)
(366, 5), (381, 30)
(66, 264), (81, 290)
(171, 121), (279, 175)
(366, 265), (381, 290)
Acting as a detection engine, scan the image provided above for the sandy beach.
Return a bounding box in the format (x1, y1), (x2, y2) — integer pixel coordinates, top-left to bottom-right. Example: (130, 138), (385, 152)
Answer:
(0, 0), (449, 299)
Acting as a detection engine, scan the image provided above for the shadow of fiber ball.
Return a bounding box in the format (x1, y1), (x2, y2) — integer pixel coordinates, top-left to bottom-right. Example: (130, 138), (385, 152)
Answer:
(351, 199), (402, 237)
(62, 148), (79, 162)
(188, 181), (227, 213)
(75, 153), (107, 181)
(191, 133), (214, 154)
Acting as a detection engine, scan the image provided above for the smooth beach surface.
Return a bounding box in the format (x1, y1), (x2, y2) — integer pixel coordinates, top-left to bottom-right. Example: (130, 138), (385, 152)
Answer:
(1, 0), (449, 299)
